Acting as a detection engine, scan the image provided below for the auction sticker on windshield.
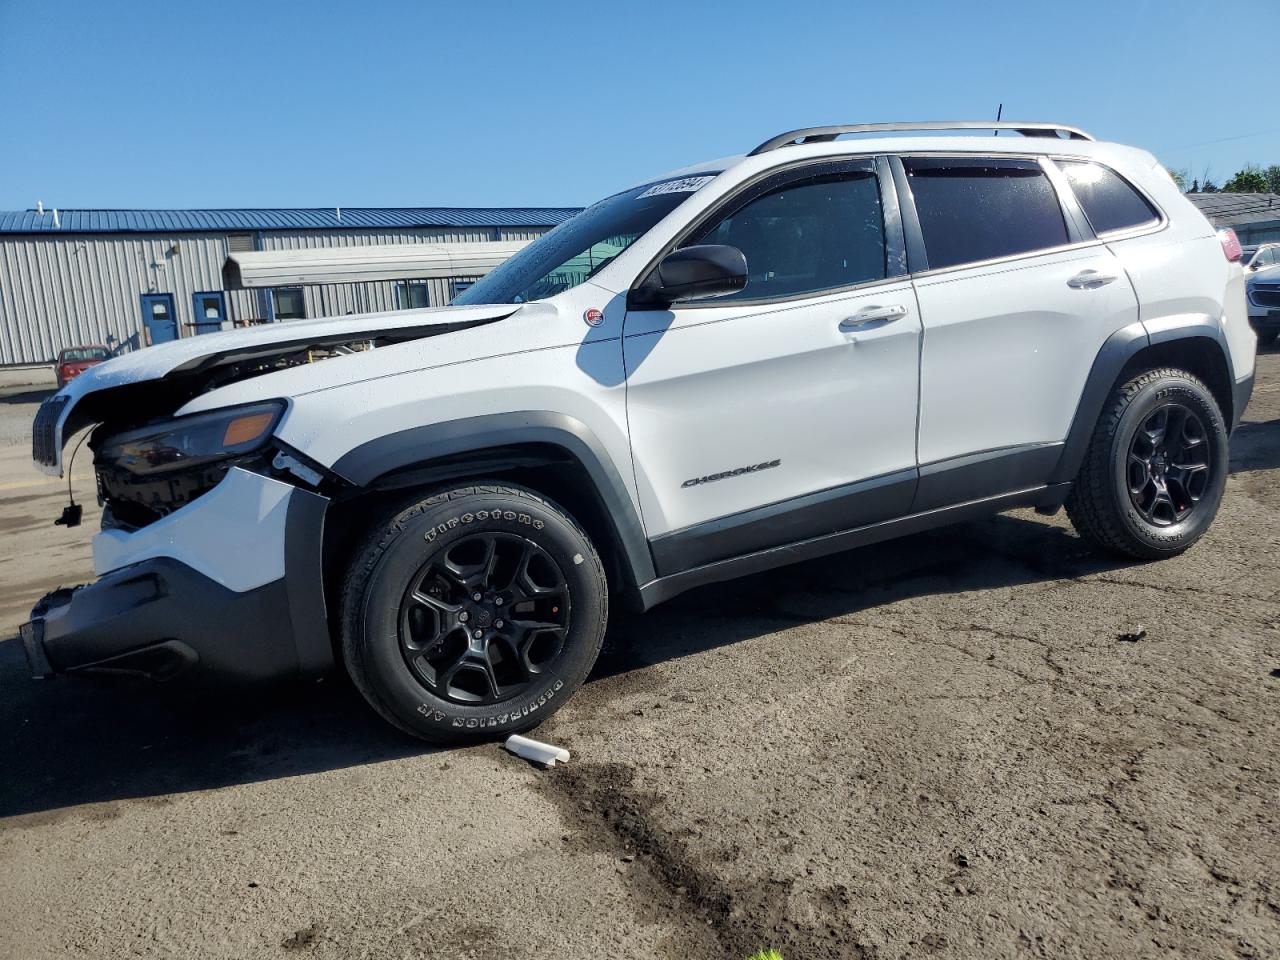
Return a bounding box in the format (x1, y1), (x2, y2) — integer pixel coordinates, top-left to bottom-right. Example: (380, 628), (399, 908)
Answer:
(636, 175), (717, 198)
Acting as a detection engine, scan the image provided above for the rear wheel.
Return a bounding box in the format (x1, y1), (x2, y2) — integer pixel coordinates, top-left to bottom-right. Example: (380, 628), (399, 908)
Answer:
(341, 483), (607, 743)
(1065, 368), (1228, 560)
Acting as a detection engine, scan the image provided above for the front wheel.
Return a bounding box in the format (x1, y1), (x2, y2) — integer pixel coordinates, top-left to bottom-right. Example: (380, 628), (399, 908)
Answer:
(340, 484), (608, 744)
(1065, 367), (1229, 560)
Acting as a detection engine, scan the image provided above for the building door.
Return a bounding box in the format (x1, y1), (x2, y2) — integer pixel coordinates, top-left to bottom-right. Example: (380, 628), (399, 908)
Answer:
(140, 293), (178, 345)
(191, 291), (227, 334)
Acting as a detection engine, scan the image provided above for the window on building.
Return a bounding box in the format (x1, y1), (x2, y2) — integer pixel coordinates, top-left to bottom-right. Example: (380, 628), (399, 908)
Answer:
(686, 167), (887, 302)
(1057, 160), (1159, 235)
(396, 280), (431, 309)
(450, 279), (476, 301)
(903, 157), (1069, 270)
(272, 288), (306, 320)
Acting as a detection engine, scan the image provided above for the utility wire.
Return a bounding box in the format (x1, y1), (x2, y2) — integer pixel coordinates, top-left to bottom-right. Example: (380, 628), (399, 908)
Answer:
(1163, 128), (1280, 153)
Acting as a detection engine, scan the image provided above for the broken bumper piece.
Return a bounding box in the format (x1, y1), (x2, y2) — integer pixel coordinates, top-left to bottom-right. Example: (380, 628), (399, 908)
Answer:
(21, 558), (318, 683)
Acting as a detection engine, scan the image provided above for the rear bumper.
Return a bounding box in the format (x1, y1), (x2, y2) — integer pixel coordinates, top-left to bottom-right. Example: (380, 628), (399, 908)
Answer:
(21, 470), (332, 684)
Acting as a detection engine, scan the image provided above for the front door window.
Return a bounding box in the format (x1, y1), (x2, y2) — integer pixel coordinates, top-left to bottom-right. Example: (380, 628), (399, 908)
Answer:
(686, 168), (888, 302)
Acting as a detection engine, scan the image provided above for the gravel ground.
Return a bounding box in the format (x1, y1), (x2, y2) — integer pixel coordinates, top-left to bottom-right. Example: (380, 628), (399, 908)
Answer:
(0, 350), (1277, 960)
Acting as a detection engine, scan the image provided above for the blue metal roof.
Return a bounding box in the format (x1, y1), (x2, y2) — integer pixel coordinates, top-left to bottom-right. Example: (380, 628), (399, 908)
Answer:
(0, 207), (581, 235)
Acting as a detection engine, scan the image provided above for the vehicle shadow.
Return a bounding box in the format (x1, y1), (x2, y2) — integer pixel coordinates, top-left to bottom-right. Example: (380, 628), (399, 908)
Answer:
(0, 387), (55, 405)
(0, 510), (1131, 821)
(1229, 418), (1280, 473)
(591, 510), (1135, 682)
(0, 651), (429, 819)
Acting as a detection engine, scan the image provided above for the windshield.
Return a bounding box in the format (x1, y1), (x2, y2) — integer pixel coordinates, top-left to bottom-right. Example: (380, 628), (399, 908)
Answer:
(453, 174), (720, 305)
(61, 347), (108, 361)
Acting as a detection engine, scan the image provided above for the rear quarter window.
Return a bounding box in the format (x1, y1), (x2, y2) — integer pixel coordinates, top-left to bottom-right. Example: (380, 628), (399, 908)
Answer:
(1057, 160), (1160, 235)
(903, 157), (1069, 270)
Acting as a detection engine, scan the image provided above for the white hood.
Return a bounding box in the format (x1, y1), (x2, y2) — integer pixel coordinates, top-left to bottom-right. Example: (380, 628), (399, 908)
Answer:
(34, 303), (516, 475)
(65, 304), (516, 397)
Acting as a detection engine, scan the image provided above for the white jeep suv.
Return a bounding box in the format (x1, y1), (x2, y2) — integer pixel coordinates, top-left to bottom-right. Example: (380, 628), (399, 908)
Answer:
(24, 121), (1256, 743)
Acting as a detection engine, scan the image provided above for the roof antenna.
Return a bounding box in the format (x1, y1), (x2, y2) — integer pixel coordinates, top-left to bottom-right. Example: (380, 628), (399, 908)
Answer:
(52, 208), (61, 229)
(335, 206), (342, 222)
(36, 200), (44, 215)
(994, 103), (1003, 136)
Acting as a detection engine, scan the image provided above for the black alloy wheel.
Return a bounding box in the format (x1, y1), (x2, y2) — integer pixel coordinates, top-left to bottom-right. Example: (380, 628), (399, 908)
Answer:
(1125, 403), (1212, 527)
(399, 532), (571, 705)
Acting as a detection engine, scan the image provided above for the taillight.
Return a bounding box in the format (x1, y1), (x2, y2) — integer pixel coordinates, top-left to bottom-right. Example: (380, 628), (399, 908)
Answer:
(1219, 228), (1243, 263)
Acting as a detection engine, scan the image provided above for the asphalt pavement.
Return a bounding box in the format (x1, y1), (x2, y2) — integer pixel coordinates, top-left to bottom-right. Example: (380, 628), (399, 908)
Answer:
(1, 351), (1277, 959)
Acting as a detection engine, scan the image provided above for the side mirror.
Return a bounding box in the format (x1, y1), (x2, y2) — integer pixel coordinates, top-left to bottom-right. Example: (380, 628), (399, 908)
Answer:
(632, 244), (747, 307)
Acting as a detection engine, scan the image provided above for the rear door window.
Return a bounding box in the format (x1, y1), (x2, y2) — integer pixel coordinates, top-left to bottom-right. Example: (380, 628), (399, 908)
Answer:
(902, 157), (1069, 270)
(1057, 160), (1159, 235)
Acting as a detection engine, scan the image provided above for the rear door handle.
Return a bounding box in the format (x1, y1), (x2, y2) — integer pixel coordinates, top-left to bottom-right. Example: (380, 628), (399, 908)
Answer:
(1067, 269), (1119, 289)
(838, 304), (908, 331)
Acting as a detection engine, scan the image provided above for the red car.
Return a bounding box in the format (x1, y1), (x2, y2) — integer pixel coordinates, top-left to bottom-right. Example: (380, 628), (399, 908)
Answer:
(55, 345), (110, 388)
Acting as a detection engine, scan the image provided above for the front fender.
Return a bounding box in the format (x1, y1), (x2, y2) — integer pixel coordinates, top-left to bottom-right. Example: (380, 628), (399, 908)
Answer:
(330, 411), (656, 590)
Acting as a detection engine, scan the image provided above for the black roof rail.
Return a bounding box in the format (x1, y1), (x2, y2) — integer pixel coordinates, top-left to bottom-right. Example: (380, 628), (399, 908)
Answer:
(748, 121), (1095, 156)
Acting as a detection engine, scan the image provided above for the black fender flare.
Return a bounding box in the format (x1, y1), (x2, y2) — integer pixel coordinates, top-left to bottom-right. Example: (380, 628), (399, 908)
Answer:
(1048, 318), (1237, 486)
(329, 411), (656, 590)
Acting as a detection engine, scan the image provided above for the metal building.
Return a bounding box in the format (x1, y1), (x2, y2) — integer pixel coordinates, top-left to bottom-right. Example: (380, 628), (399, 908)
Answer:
(1187, 193), (1280, 245)
(0, 207), (579, 366)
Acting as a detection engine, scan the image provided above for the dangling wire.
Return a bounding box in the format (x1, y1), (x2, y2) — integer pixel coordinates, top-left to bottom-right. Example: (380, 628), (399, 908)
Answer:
(55, 430), (91, 527)
(65, 429), (90, 506)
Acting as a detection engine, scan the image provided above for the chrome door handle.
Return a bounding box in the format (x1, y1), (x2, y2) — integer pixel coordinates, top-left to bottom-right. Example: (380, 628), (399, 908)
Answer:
(839, 304), (908, 331)
(1067, 270), (1119, 289)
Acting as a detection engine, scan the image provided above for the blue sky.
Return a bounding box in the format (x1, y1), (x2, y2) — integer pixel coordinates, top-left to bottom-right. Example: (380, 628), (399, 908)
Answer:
(1, 0), (1275, 210)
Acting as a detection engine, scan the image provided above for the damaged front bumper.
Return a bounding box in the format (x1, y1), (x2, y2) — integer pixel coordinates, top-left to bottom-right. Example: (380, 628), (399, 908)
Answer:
(20, 467), (332, 683)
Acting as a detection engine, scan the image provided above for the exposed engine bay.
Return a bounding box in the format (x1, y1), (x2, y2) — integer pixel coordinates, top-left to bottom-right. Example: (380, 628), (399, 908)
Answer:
(42, 313), (509, 530)
(95, 450), (272, 529)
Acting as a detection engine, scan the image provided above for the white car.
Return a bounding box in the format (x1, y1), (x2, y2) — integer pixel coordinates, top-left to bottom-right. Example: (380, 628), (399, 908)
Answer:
(24, 120), (1256, 743)
(1242, 242), (1280, 272)
(1242, 243), (1280, 345)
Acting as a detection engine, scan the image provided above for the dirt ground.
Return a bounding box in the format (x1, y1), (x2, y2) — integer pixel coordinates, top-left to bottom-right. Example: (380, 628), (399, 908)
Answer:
(0, 350), (1277, 960)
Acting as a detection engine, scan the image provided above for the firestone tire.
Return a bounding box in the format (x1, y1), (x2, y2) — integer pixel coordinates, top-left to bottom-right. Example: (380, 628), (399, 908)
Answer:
(1065, 367), (1229, 560)
(340, 483), (607, 744)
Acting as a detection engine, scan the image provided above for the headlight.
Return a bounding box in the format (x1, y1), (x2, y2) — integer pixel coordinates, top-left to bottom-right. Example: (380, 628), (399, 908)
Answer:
(96, 401), (285, 476)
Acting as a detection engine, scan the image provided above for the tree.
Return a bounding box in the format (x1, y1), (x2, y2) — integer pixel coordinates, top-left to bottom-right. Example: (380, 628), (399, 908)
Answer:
(1265, 165), (1280, 194)
(1224, 165), (1269, 193)
(1167, 166), (1190, 191)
